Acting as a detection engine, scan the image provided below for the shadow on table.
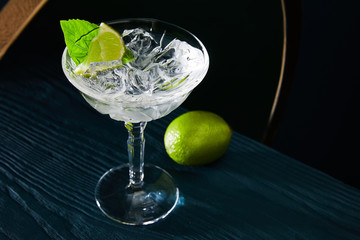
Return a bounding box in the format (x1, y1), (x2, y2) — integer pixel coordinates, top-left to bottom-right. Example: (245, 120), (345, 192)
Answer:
(145, 144), (360, 239)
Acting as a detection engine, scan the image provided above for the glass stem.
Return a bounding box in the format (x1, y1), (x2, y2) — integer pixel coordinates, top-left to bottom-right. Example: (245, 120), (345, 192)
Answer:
(125, 122), (147, 189)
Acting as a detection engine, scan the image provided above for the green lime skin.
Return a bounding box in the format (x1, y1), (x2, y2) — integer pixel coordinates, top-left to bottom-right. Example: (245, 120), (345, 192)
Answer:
(164, 111), (232, 166)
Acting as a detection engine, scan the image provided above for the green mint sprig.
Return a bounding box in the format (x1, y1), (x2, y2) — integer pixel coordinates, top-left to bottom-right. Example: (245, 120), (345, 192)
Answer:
(61, 19), (135, 68)
(60, 19), (99, 65)
(122, 48), (135, 64)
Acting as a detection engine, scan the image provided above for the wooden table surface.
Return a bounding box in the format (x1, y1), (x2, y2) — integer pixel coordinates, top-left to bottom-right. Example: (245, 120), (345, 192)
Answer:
(1, 61), (359, 239)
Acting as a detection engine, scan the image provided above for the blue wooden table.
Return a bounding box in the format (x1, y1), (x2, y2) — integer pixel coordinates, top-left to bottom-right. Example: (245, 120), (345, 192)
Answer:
(1, 60), (360, 239)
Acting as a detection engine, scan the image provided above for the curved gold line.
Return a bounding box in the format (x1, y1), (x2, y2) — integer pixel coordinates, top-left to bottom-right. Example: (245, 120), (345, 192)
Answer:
(266, 0), (287, 137)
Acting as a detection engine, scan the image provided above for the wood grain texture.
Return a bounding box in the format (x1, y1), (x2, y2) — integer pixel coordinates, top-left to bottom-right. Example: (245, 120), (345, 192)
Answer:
(1, 60), (360, 239)
(0, 0), (48, 59)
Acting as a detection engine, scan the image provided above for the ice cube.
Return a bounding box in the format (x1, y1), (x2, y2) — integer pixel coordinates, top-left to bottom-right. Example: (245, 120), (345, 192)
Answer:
(127, 68), (152, 94)
(85, 59), (123, 73)
(123, 28), (158, 56)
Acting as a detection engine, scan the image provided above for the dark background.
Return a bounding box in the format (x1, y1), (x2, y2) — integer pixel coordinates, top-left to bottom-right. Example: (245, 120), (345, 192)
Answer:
(272, 0), (360, 189)
(1, 0), (359, 189)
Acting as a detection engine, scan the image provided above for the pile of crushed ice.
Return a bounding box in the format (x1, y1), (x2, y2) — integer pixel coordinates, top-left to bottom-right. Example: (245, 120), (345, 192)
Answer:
(79, 28), (206, 98)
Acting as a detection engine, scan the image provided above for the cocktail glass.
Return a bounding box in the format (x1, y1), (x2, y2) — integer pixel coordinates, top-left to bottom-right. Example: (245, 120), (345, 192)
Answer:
(61, 18), (209, 225)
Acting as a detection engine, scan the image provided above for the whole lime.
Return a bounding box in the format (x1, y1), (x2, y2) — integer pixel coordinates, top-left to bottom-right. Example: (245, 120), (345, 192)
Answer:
(164, 111), (232, 165)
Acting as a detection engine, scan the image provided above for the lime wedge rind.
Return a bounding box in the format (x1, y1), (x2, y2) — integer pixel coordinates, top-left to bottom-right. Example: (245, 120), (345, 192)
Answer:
(74, 22), (126, 76)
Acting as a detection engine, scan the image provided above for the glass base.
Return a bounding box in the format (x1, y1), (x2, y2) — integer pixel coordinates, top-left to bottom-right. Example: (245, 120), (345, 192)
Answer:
(95, 164), (179, 225)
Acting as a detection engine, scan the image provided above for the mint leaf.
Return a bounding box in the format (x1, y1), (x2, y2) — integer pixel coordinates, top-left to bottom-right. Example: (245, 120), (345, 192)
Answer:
(60, 19), (99, 65)
(122, 48), (135, 64)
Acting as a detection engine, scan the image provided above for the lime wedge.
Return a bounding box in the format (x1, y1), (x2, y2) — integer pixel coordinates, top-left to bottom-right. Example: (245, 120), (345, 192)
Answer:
(75, 23), (125, 75)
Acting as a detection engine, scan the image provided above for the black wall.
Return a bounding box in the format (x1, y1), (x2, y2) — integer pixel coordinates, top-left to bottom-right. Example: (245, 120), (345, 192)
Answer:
(273, 0), (360, 189)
